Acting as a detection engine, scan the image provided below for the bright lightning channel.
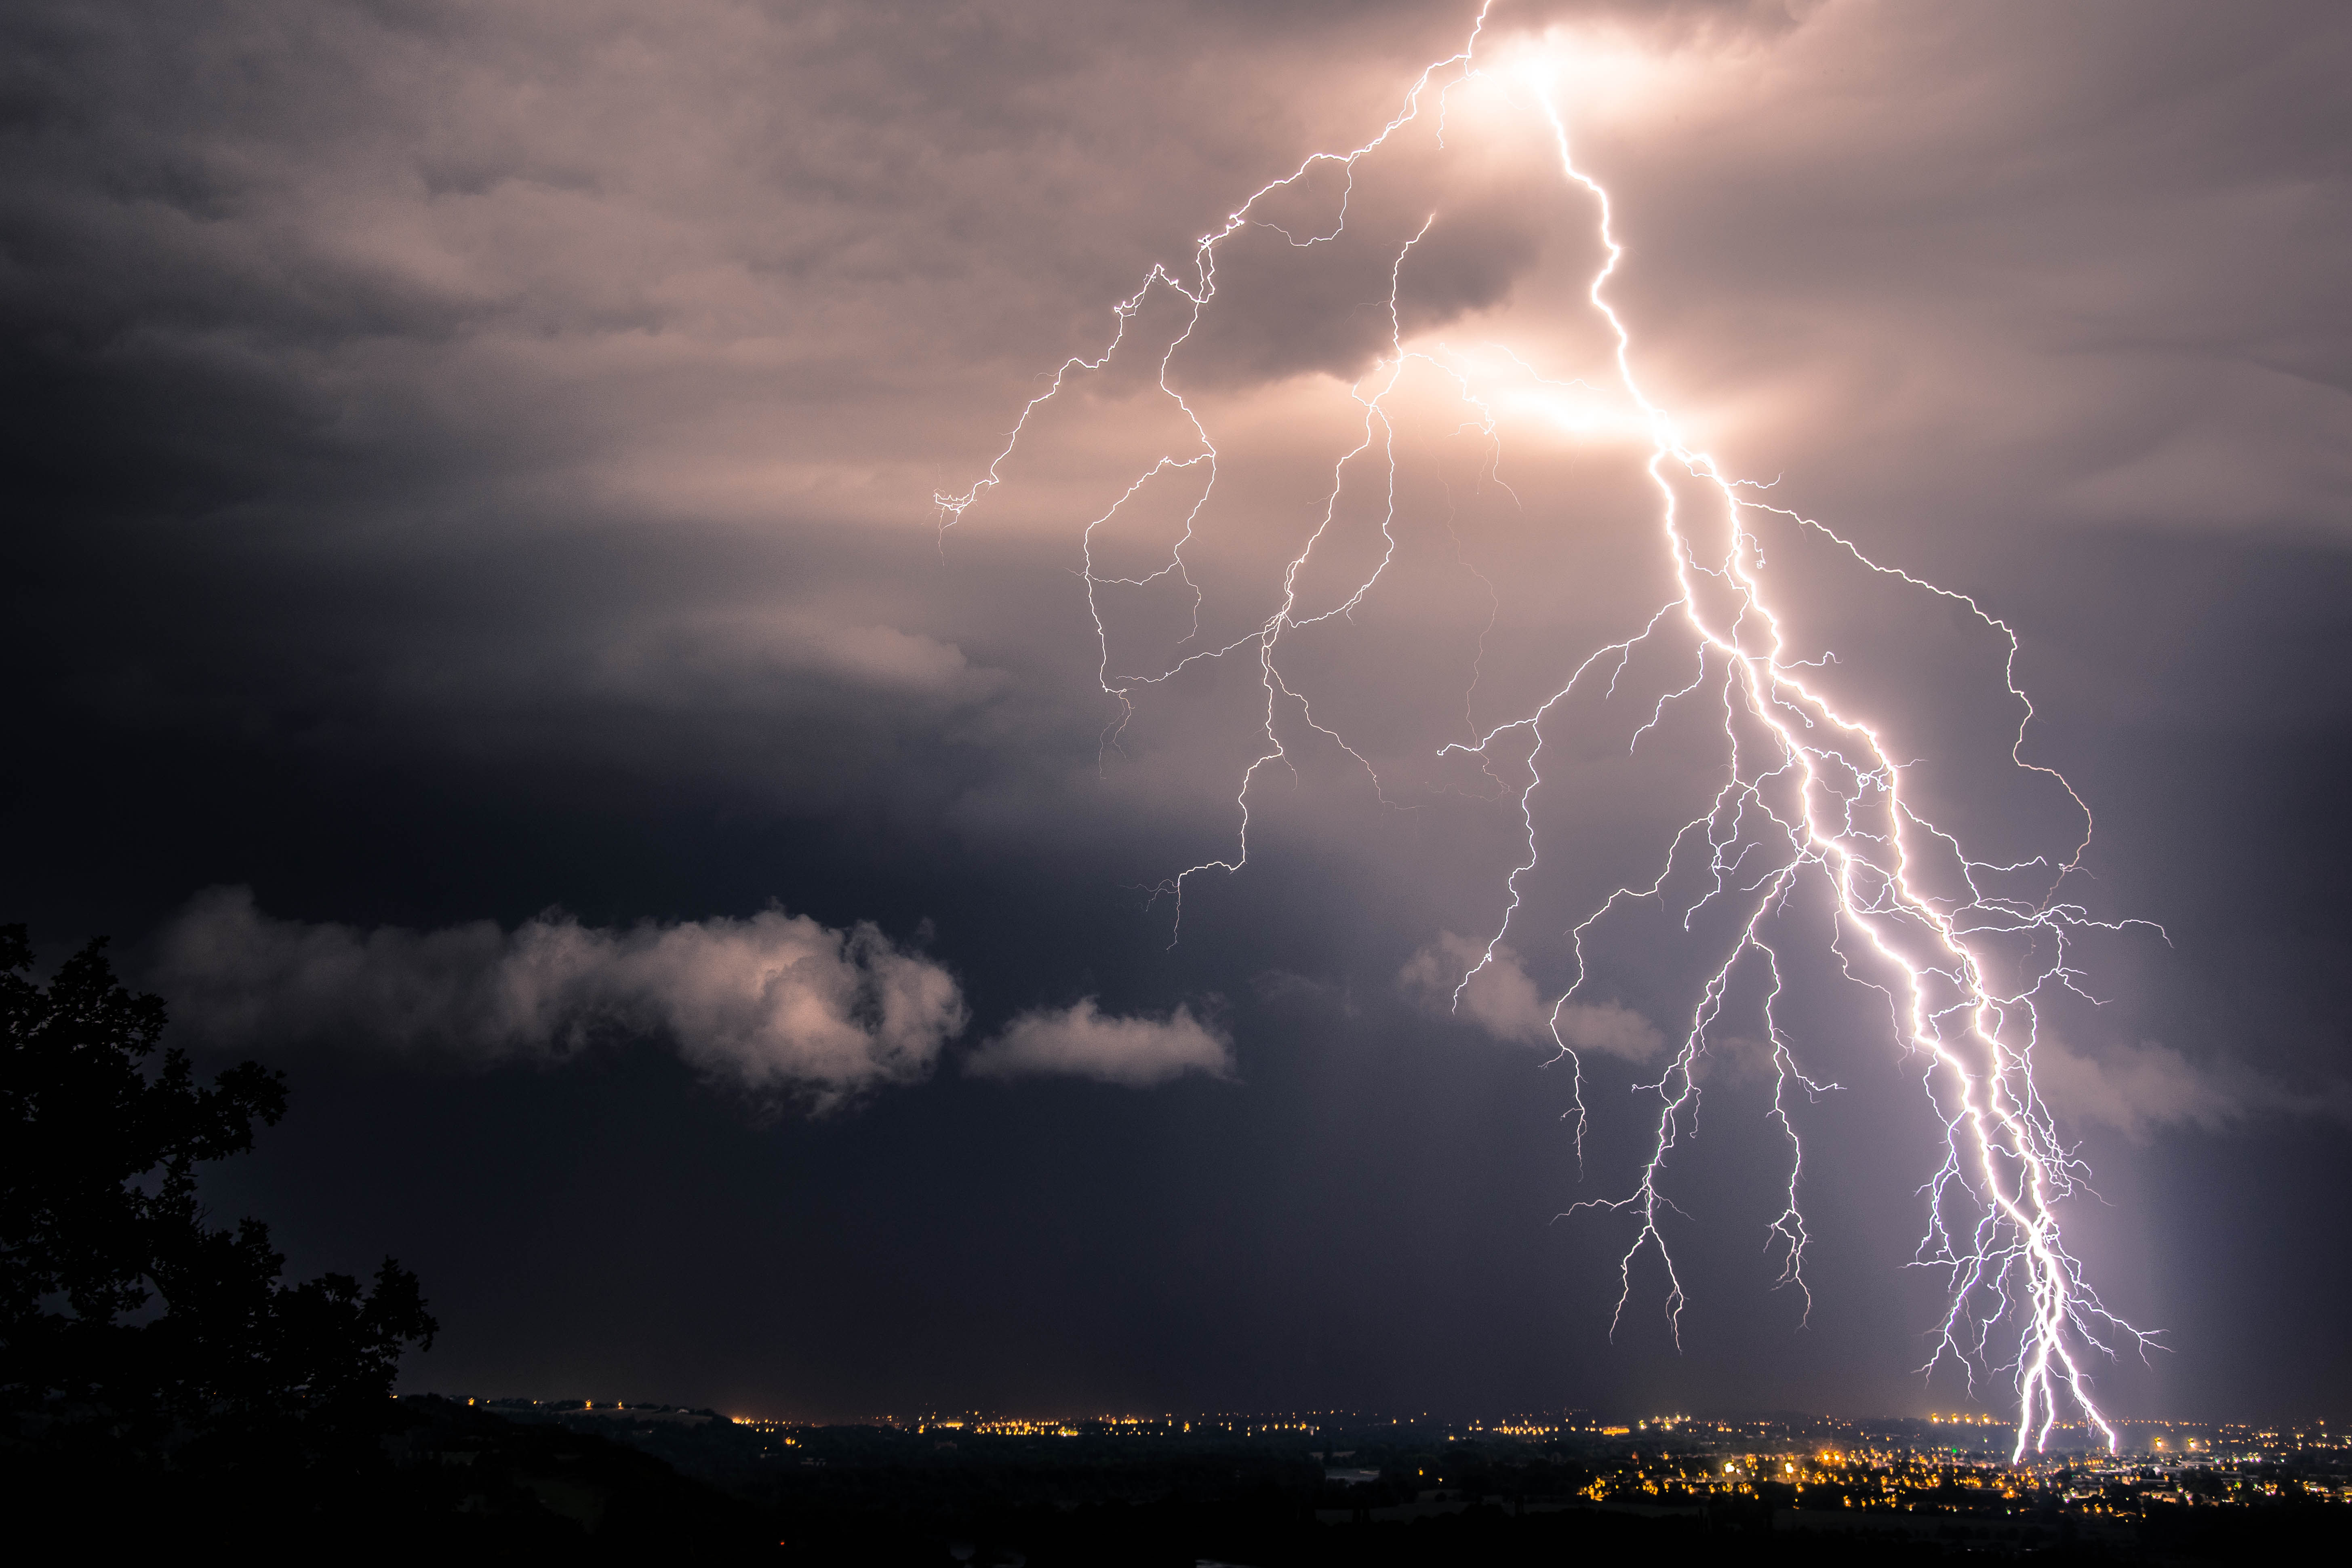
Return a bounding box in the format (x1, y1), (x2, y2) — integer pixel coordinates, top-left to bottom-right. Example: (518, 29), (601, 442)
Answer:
(937, 2), (2155, 1462)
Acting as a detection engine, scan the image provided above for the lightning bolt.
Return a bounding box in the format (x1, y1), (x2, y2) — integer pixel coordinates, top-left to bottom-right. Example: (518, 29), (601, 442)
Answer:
(938, 2), (2155, 1462)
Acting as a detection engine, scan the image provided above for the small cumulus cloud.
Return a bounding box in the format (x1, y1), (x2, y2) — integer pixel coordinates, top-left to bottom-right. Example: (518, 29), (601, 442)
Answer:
(1399, 932), (1663, 1062)
(151, 886), (966, 1110)
(964, 999), (1234, 1088)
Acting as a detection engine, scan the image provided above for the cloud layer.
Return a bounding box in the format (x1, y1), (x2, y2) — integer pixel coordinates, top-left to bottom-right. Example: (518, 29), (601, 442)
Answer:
(154, 886), (967, 1107)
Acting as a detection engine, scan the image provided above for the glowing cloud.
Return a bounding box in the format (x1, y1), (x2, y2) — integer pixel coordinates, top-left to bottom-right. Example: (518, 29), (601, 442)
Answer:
(153, 886), (966, 1110)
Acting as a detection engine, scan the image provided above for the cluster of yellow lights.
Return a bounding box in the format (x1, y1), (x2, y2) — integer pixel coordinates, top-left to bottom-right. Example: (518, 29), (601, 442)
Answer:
(943, 1419), (1083, 1437)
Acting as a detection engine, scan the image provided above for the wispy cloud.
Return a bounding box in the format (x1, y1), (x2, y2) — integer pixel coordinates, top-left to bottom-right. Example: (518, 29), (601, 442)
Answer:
(592, 612), (1009, 707)
(2034, 1036), (2352, 1143)
(1399, 932), (1663, 1062)
(964, 999), (1234, 1087)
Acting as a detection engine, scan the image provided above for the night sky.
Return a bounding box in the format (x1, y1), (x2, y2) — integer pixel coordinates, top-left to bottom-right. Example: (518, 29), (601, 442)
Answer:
(7, 1), (2349, 1426)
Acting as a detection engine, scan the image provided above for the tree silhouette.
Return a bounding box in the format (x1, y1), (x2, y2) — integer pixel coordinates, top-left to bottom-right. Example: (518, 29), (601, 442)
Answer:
(1, 923), (435, 1467)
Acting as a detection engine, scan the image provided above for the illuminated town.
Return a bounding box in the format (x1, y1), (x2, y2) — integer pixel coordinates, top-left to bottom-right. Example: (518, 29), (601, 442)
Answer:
(446, 1396), (2348, 1556)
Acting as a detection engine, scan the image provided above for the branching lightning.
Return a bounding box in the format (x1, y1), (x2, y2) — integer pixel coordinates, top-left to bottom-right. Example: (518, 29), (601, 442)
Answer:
(938, 2), (2155, 1460)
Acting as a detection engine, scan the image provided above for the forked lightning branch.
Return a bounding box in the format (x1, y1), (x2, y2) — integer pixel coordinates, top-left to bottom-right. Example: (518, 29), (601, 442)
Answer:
(938, 2), (2157, 1461)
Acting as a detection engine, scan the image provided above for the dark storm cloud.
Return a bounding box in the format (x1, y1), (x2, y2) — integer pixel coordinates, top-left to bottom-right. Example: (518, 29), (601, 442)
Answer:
(9, 0), (2336, 554)
(0, 0), (1491, 532)
(5, 0), (2349, 1424)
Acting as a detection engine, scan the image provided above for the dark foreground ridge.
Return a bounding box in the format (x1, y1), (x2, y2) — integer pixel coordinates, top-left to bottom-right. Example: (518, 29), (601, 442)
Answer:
(13, 1394), (764, 1553)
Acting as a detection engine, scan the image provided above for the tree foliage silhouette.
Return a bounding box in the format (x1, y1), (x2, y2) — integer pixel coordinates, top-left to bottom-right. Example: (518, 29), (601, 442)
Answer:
(1, 923), (435, 1462)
